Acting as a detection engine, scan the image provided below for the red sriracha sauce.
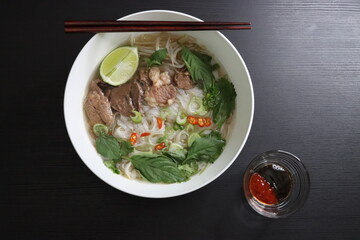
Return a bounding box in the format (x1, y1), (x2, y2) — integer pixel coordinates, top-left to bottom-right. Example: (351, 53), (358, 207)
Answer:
(249, 173), (279, 205)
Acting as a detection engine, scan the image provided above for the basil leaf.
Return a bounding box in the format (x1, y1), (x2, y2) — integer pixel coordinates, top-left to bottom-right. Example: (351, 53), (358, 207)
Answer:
(117, 139), (134, 156)
(181, 47), (214, 91)
(103, 159), (120, 174)
(212, 77), (237, 127)
(193, 51), (212, 64)
(96, 134), (122, 160)
(163, 150), (187, 164)
(178, 162), (199, 179)
(130, 154), (186, 183)
(185, 135), (225, 163)
(144, 48), (168, 67)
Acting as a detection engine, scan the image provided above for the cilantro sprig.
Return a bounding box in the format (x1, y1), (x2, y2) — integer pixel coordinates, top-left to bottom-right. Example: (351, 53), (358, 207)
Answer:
(144, 48), (168, 67)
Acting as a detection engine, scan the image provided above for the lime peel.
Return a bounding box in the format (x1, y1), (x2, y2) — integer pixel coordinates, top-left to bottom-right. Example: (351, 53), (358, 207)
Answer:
(100, 47), (139, 86)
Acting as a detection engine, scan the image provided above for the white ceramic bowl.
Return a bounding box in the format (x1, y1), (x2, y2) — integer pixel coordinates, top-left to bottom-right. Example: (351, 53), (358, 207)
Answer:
(64, 10), (254, 198)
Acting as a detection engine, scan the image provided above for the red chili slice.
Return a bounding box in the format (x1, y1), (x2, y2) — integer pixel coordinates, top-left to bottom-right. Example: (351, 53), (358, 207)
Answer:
(129, 132), (137, 145)
(157, 117), (163, 129)
(154, 142), (166, 151)
(187, 116), (198, 125)
(204, 117), (212, 127)
(197, 117), (206, 127)
(140, 132), (151, 137)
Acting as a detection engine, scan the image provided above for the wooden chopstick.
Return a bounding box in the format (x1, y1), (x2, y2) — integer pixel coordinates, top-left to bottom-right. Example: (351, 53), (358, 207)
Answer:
(64, 20), (251, 26)
(64, 20), (251, 33)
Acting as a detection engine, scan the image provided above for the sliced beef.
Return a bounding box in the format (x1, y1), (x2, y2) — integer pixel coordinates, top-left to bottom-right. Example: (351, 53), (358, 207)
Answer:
(143, 68), (177, 107)
(90, 79), (102, 92)
(138, 68), (152, 91)
(109, 67), (176, 115)
(90, 78), (113, 98)
(145, 84), (177, 107)
(84, 90), (114, 127)
(109, 82), (135, 117)
(130, 81), (143, 112)
(174, 71), (195, 90)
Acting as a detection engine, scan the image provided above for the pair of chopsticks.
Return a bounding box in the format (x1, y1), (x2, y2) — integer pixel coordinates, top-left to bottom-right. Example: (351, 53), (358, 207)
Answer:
(64, 20), (251, 33)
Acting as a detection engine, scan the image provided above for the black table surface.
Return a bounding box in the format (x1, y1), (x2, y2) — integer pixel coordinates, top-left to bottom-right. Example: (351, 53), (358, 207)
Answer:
(2, 0), (359, 239)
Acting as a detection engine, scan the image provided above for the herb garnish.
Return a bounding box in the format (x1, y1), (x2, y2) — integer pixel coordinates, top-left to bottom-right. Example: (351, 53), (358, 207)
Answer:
(178, 162), (199, 179)
(130, 154), (186, 183)
(95, 134), (122, 160)
(212, 76), (237, 127)
(144, 48), (168, 67)
(181, 46), (214, 91)
(95, 133), (134, 174)
(181, 47), (237, 127)
(185, 133), (226, 164)
(162, 150), (187, 164)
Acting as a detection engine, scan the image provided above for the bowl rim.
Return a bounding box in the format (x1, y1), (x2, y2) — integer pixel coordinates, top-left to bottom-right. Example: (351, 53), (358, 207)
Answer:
(64, 9), (254, 198)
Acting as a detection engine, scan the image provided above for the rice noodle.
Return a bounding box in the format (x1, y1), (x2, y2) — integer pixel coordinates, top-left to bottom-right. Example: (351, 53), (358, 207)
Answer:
(118, 160), (139, 179)
(176, 89), (189, 110)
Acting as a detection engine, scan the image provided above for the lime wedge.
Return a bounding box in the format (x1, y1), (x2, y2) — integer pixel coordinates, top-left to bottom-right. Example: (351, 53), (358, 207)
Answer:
(100, 47), (139, 86)
(93, 123), (109, 136)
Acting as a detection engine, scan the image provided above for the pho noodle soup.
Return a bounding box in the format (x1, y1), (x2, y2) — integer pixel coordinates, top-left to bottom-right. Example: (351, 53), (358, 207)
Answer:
(84, 33), (236, 184)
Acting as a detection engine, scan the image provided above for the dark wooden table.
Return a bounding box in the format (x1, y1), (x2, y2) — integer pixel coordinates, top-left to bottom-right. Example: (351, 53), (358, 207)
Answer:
(2, 0), (359, 239)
